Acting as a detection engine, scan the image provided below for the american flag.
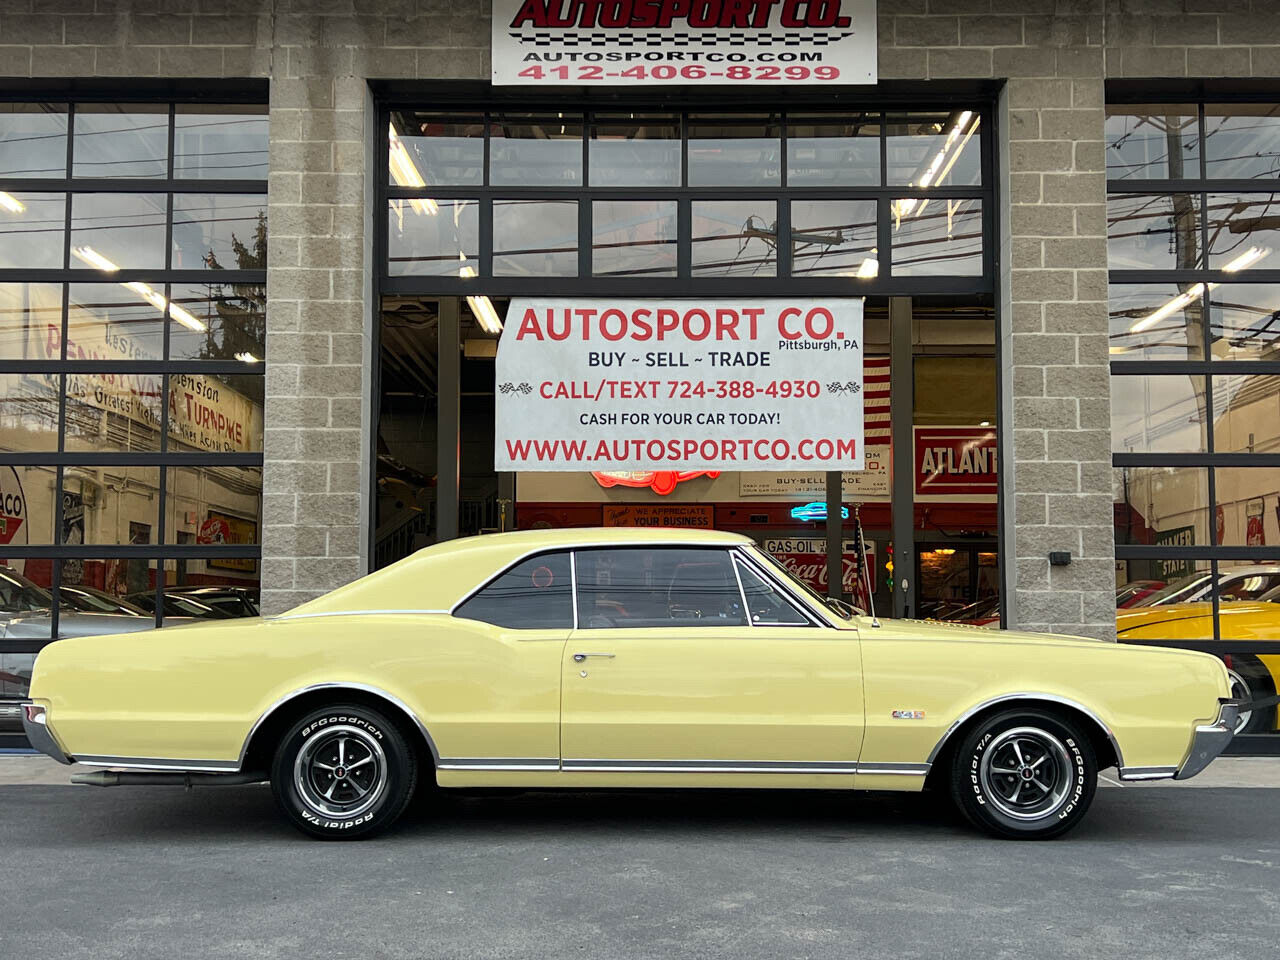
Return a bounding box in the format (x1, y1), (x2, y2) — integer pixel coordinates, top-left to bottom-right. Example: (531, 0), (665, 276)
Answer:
(864, 356), (890, 448)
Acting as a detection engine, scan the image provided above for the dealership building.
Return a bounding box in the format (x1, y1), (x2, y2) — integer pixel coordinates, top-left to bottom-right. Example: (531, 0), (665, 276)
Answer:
(1, 0), (1279, 750)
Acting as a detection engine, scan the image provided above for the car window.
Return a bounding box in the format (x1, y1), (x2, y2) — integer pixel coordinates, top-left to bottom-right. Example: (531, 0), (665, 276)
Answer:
(0, 570), (52, 613)
(575, 547), (747, 629)
(454, 552), (573, 629)
(1221, 573), (1280, 601)
(734, 558), (811, 626)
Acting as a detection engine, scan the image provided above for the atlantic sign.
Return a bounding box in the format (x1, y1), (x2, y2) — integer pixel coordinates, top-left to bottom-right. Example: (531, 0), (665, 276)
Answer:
(492, 0), (877, 85)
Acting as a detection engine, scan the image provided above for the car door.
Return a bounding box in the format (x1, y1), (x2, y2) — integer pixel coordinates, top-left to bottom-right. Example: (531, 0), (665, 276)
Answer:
(560, 546), (863, 781)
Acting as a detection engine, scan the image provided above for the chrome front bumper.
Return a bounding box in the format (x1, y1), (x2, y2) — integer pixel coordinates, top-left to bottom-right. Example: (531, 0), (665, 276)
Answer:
(1174, 699), (1240, 781)
(20, 702), (72, 765)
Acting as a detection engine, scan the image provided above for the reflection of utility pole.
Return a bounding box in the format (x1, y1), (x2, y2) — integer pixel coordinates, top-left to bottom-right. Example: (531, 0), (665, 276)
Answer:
(1167, 118), (1209, 458)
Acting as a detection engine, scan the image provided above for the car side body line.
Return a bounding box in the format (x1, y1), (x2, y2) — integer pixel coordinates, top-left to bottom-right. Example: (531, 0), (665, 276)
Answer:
(235, 681), (442, 769)
(267, 609), (450, 623)
(924, 692), (1125, 770)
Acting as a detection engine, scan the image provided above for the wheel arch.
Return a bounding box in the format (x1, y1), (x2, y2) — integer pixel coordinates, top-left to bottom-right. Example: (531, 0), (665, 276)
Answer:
(237, 682), (440, 775)
(923, 694), (1122, 787)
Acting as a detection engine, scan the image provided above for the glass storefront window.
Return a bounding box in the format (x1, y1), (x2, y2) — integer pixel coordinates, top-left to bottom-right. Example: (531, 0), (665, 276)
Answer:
(790, 200), (876, 278)
(0, 193), (66, 269)
(389, 111), (484, 188)
(687, 114), (781, 187)
(592, 200), (677, 278)
(72, 104), (169, 179)
(168, 372), (264, 453)
(691, 200), (777, 277)
(1206, 193), (1280, 270)
(886, 110), (981, 187)
(1111, 375), (1208, 454)
(1213, 374), (1280, 453)
(1109, 282), (1208, 361)
(387, 198), (479, 277)
(168, 281), (266, 363)
(891, 197), (982, 276)
(490, 113), (583, 187)
(165, 465), (263, 546)
(589, 115), (680, 187)
(0, 374), (60, 451)
(1113, 466), (1211, 550)
(1210, 284), (1280, 361)
(0, 103), (67, 179)
(0, 282), (62, 360)
(1105, 105), (1199, 181)
(173, 105), (269, 180)
(493, 199), (578, 276)
(67, 282), (166, 362)
(787, 115), (880, 186)
(1107, 193), (1202, 270)
(70, 192), (167, 269)
(1204, 104), (1280, 180)
(171, 194), (266, 271)
(63, 369), (164, 452)
(65, 466), (161, 545)
(1214, 469), (1280, 546)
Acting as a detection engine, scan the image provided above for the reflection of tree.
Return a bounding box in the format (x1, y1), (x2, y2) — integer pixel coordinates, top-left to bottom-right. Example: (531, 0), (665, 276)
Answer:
(198, 211), (266, 361)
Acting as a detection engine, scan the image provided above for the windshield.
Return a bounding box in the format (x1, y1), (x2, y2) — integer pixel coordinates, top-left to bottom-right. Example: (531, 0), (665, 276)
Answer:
(60, 588), (147, 616)
(746, 546), (856, 621)
(0, 567), (53, 614)
(1133, 573), (1206, 607)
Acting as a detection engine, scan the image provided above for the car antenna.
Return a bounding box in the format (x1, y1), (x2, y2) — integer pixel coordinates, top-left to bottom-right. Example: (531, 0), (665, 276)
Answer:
(854, 504), (880, 627)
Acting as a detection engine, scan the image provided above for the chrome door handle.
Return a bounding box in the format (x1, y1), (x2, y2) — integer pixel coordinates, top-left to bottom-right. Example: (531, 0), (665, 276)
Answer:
(572, 652), (615, 662)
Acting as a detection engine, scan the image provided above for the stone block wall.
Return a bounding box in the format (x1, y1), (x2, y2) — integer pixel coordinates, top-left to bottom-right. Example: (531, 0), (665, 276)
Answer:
(0, 0), (1273, 628)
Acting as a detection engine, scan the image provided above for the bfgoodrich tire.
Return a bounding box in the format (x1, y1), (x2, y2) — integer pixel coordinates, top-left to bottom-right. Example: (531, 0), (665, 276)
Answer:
(949, 708), (1097, 840)
(271, 703), (418, 840)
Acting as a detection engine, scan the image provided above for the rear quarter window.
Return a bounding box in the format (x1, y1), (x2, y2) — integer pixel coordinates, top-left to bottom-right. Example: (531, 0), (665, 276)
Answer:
(454, 552), (573, 629)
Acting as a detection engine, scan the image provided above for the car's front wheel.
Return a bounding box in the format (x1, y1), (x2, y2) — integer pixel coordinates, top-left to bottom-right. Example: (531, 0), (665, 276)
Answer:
(271, 703), (418, 840)
(948, 708), (1096, 840)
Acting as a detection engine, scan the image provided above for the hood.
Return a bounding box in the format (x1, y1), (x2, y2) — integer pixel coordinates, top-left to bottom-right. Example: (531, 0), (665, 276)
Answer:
(865, 617), (1106, 648)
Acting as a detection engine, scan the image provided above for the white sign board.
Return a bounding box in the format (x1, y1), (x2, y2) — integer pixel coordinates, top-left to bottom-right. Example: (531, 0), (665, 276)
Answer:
(495, 297), (864, 472)
(738, 449), (889, 500)
(492, 0), (877, 86)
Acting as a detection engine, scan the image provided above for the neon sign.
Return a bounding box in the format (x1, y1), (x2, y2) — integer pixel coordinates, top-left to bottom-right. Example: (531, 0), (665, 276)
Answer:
(790, 502), (849, 522)
(592, 470), (720, 497)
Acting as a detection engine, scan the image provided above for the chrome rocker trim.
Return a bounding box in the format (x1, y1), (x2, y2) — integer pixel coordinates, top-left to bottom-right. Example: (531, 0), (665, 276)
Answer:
(75, 756), (240, 773)
(20, 702), (72, 766)
(437, 758), (560, 772)
(1117, 766), (1178, 781)
(441, 758), (931, 776)
(1174, 700), (1239, 781)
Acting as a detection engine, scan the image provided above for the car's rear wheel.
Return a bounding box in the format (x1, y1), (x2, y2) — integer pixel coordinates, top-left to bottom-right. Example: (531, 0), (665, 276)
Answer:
(271, 703), (417, 840)
(1225, 655), (1276, 734)
(949, 708), (1096, 840)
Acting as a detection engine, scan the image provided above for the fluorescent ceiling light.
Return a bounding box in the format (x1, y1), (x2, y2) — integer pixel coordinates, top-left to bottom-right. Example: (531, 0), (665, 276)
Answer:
(72, 246), (206, 332)
(855, 257), (879, 278)
(388, 124), (438, 217)
(1129, 246), (1272, 334)
(234, 352), (261, 364)
(72, 245), (120, 272)
(0, 192), (24, 214)
(459, 258), (502, 335)
(1222, 246), (1270, 273)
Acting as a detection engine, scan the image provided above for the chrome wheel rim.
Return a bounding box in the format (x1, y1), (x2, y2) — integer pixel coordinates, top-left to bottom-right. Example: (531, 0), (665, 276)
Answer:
(293, 725), (387, 819)
(1227, 668), (1253, 734)
(979, 726), (1074, 821)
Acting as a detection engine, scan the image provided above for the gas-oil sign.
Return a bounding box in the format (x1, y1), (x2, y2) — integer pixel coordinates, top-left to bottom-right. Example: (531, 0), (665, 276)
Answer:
(495, 298), (864, 472)
(492, 0), (878, 86)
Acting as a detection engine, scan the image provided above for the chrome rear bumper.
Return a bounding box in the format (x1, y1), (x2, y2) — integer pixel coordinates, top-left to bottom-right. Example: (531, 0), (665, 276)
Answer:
(1174, 699), (1240, 781)
(20, 702), (72, 765)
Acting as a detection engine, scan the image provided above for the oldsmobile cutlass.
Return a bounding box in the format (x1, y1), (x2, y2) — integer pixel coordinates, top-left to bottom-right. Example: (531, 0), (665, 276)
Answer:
(23, 529), (1238, 840)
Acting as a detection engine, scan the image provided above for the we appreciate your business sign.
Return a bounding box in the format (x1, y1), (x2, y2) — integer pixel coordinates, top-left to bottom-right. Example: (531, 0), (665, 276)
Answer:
(492, 0), (877, 86)
(495, 298), (865, 472)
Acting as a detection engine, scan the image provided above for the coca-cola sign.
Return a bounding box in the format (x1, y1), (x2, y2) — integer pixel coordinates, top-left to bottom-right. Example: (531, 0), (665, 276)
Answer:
(764, 537), (874, 607)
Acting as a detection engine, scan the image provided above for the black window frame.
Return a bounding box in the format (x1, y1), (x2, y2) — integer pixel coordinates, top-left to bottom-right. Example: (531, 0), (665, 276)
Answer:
(0, 81), (268, 647)
(1107, 84), (1280, 755)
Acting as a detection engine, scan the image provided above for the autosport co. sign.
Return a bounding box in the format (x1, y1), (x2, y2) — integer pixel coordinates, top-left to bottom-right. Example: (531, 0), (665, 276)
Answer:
(492, 0), (878, 85)
(495, 298), (865, 472)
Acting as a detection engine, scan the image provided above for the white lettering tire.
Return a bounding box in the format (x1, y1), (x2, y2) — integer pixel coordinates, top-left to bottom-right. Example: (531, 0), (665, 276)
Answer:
(948, 708), (1097, 840)
(271, 703), (418, 840)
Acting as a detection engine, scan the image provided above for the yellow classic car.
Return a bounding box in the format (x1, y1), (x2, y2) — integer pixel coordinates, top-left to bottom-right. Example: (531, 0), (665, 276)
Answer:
(1118, 598), (1280, 735)
(23, 529), (1237, 841)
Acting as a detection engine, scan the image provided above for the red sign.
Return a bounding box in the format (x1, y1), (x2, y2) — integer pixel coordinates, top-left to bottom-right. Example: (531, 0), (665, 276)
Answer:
(592, 470), (720, 497)
(914, 427), (998, 497)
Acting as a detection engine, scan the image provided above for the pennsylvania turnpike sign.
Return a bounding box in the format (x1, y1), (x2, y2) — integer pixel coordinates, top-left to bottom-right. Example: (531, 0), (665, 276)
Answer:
(494, 298), (865, 472)
(491, 0), (878, 86)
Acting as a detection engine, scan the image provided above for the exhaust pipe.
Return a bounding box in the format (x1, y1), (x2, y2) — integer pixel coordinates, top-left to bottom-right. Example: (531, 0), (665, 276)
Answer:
(71, 770), (267, 788)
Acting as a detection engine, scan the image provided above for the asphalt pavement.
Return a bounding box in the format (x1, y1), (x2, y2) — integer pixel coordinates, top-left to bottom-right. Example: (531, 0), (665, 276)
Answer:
(3, 766), (1279, 959)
